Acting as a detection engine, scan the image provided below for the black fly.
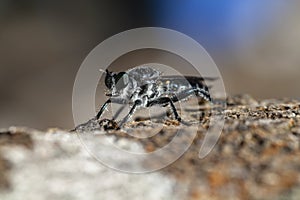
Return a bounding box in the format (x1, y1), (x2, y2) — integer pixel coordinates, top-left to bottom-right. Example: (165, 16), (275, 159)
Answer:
(96, 66), (213, 128)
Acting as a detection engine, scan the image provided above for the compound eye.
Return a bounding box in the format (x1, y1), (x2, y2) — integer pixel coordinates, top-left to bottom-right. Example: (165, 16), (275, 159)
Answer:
(115, 72), (129, 90)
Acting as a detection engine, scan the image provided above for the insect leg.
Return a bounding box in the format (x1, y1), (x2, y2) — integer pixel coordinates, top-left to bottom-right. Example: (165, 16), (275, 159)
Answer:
(118, 100), (141, 127)
(96, 98), (128, 120)
(112, 105), (126, 120)
(147, 97), (181, 121)
(170, 87), (212, 123)
(171, 87), (211, 102)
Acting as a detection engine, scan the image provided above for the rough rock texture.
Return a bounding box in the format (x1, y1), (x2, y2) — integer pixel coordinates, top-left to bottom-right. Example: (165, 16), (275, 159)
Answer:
(1, 94), (300, 200)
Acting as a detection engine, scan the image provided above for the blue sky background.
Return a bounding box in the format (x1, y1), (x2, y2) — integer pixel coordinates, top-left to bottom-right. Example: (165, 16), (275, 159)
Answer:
(147, 0), (287, 52)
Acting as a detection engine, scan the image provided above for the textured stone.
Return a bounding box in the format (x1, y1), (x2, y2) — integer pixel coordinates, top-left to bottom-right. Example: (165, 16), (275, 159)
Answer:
(0, 95), (300, 200)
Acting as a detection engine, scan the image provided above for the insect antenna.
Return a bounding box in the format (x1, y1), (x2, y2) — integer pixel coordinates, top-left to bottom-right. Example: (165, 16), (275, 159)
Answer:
(98, 69), (107, 74)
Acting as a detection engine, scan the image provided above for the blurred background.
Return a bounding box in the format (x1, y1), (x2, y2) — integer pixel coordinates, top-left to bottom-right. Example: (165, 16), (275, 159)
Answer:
(0, 0), (300, 130)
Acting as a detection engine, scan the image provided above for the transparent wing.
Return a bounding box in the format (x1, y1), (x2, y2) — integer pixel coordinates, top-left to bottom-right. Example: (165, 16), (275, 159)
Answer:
(158, 75), (216, 90)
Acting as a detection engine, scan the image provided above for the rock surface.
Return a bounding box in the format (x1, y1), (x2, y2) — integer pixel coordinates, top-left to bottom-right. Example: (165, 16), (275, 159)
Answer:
(0, 94), (300, 200)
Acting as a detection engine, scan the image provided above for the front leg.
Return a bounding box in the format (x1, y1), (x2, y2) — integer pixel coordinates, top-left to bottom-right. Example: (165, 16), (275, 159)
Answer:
(96, 98), (128, 120)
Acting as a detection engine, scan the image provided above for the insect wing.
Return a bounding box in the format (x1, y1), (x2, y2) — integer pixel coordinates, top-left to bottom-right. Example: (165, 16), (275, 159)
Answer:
(158, 75), (216, 89)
